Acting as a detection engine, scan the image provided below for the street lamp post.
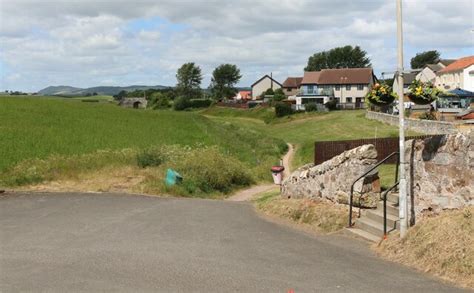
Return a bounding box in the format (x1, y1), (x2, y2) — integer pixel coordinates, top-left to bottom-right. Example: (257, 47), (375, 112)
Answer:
(396, 0), (408, 238)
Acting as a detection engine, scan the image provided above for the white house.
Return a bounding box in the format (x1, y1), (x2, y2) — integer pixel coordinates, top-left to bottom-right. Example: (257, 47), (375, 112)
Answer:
(415, 59), (455, 83)
(251, 74), (282, 99)
(435, 56), (474, 92)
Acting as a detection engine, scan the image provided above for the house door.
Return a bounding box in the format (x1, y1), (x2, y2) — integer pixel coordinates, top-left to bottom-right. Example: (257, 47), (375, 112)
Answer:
(355, 98), (362, 109)
(133, 101), (141, 109)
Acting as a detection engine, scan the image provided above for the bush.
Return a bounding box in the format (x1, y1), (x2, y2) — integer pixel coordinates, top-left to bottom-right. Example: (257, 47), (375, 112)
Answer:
(264, 88), (275, 96)
(305, 103), (318, 112)
(273, 88), (286, 102)
(173, 96), (190, 111)
(136, 149), (164, 168)
(275, 102), (293, 117)
(174, 147), (253, 193)
(325, 99), (338, 111)
(188, 99), (212, 108)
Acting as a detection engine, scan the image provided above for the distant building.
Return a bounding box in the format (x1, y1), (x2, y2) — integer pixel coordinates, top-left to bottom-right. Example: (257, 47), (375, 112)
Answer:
(251, 74), (282, 99)
(297, 68), (376, 110)
(234, 90), (252, 100)
(119, 97), (147, 109)
(392, 69), (421, 95)
(282, 77), (303, 97)
(435, 55), (474, 92)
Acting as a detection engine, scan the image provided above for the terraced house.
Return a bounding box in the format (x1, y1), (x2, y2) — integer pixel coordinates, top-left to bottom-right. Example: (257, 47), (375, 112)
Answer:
(294, 68), (376, 110)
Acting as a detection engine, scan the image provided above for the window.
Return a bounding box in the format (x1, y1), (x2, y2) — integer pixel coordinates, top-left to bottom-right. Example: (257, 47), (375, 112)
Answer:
(357, 84), (364, 90)
(403, 84), (408, 89)
(307, 85), (314, 94)
(346, 85), (351, 90)
(346, 97), (352, 103)
(335, 85), (340, 91)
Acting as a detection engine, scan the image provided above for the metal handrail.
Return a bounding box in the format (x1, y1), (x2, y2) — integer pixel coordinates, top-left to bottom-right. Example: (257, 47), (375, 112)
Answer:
(348, 152), (399, 227)
(382, 181), (399, 236)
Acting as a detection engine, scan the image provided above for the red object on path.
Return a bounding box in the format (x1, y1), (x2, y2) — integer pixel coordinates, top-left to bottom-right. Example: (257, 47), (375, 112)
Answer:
(271, 166), (285, 173)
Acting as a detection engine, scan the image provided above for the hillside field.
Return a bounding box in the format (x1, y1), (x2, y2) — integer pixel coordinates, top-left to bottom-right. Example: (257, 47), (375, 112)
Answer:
(0, 96), (286, 196)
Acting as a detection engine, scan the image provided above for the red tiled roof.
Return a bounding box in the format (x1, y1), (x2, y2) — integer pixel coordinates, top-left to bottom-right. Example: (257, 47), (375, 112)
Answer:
(301, 71), (321, 84)
(239, 91), (251, 99)
(282, 77), (303, 88)
(438, 56), (474, 74)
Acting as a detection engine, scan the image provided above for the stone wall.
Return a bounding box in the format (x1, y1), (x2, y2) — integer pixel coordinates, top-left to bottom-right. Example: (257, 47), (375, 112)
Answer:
(281, 144), (379, 206)
(366, 111), (460, 134)
(406, 132), (474, 215)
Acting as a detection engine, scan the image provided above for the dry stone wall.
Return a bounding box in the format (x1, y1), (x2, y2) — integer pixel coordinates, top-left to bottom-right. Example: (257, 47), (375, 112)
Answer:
(281, 144), (379, 206)
(406, 132), (474, 215)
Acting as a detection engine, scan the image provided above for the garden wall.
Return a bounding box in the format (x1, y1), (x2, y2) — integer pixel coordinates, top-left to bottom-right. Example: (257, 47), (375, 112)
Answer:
(405, 132), (474, 216)
(366, 111), (459, 134)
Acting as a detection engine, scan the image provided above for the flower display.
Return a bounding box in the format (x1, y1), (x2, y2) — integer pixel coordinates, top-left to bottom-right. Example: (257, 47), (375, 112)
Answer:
(407, 80), (442, 105)
(365, 83), (397, 106)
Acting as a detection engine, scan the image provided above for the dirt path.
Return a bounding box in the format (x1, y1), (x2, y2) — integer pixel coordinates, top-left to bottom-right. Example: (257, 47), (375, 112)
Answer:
(226, 143), (294, 202)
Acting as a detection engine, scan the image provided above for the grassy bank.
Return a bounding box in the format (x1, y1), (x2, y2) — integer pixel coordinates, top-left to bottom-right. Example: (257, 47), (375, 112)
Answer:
(0, 96), (286, 196)
(204, 107), (413, 168)
(376, 207), (474, 289)
(254, 190), (348, 233)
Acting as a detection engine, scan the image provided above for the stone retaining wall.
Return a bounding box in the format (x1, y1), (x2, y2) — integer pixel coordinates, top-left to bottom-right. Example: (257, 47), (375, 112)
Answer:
(366, 111), (459, 134)
(281, 144), (379, 206)
(406, 132), (474, 215)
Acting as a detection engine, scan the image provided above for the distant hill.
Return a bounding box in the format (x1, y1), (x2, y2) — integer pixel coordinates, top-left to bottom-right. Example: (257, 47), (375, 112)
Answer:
(38, 85), (171, 96)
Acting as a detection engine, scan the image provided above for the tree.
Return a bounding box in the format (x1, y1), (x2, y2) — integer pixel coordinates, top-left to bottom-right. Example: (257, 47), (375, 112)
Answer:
(113, 90), (128, 100)
(305, 45), (371, 71)
(176, 62), (202, 99)
(410, 50), (440, 69)
(209, 64), (242, 100)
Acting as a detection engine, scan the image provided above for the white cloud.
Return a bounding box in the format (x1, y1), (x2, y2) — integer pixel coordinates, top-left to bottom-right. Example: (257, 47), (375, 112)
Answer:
(0, 0), (472, 91)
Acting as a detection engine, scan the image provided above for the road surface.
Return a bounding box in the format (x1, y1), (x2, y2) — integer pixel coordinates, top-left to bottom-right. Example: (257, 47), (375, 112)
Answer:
(0, 192), (465, 292)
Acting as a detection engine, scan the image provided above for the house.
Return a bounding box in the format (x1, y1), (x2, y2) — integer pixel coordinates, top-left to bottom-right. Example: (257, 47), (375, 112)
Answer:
(234, 90), (251, 100)
(392, 69), (421, 95)
(282, 77), (303, 97)
(119, 97), (147, 109)
(435, 55), (474, 92)
(296, 68), (375, 110)
(251, 74), (282, 99)
(415, 59), (456, 83)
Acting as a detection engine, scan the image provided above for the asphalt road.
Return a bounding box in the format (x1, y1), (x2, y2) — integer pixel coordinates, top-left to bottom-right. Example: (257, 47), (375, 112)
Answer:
(0, 192), (465, 292)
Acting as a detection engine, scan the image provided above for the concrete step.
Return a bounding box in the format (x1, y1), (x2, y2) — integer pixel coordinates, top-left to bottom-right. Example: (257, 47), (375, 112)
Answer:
(343, 227), (380, 243)
(366, 210), (400, 232)
(376, 200), (399, 217)
(382, 192), (399, 204)
(355, 217), (386, 237)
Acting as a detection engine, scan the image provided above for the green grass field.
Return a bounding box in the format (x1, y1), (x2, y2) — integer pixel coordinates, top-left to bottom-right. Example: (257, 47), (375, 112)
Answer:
(0, 96), (285, 186)
(1, 97), (411, 193)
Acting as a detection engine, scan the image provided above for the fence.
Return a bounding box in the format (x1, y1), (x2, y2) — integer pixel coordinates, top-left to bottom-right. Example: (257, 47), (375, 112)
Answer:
(314, 135), (440, 165)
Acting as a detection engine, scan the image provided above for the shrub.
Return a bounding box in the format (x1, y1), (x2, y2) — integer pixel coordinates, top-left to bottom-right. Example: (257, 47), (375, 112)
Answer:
(273, 88), (286, 102)
(175, 147), (253, 193)
(264, 88), (275, 96)
(188, 99), (212, 108)
(325, 99), (338, 111)
(275, 102), (293, 117)
(136, 149), (164, 168)
(173, 96), (190, 111)
(305, 103), (318, 112)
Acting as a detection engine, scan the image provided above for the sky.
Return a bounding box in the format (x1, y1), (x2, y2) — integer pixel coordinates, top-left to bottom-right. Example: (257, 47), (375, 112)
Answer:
(0, 0), (473, 92)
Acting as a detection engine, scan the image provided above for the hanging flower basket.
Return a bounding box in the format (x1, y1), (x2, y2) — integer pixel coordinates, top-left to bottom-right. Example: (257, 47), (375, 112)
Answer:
(365, 83), (396, 106)
(407, 80), (442, 105)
